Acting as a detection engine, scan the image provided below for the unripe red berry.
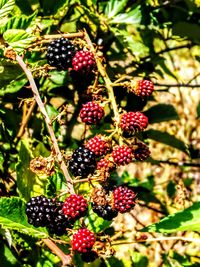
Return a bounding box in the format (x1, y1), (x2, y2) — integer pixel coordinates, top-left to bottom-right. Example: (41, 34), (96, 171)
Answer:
(80, 101), (104, 125)
(71, 228), (96, 253)
(133, 143), (151, 161)
(85, 136), (110, 157)
(112, 186), (136, 213)
(132, 80), (154, 97)
(72, 50), (96, 75)
(112, 146), (133, 166)
(120, 111), (148, 134)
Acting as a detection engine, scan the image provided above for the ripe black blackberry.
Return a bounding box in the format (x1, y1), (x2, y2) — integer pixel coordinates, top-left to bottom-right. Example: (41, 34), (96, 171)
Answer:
(72, 50), (96, 75)
(47, 201), (74, 236)
(92, 203), (118, 220)
(68, 147), (96, 177)
(133, 142), (151, 161)
(85, 135), (110, 157)
(80, 101), (105, 125)
(112, 186), (136, 213)
(62, 194), (88, 220)
(81, 251), (98, 262)
(26, 195), (53, 227)
(46, 37), (76, 70)
(119, 111), (148, 134)
(112, 146), (133, 166)
(71, 228), (96, 253)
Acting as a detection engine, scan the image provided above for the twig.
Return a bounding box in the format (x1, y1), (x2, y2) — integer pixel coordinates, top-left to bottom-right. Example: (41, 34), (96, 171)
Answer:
(17, 100), (36, 138)
(43, 239), (72, 267)
(43, 32), (85, 40)
(112, 236), (200, 246)
(84, 30), (120, 125)
(15, 54), (74, 194)
(153, 83), (200, 88)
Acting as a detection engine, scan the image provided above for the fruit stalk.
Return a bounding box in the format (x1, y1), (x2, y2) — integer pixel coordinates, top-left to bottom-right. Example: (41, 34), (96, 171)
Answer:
(15, 54), (75, 194)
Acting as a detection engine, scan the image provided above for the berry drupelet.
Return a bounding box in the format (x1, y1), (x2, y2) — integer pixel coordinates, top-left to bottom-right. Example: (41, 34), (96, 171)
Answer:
(80, 101), (105, 125)
(132, 80), (154, 97)
(112, 186), (136, 213)
(72, 50), (96, 75)
(119, 111), (148, 134)
(112, 146), (133, 166)
(26, 195), (53, 227)
(68, 147), (96, 177)
(46, 38), (76, 70)
(133, 142), (151, 161)
(71, 228), (96, 253)
(85, 136), (110, 157)
(62, 194), (88, 220)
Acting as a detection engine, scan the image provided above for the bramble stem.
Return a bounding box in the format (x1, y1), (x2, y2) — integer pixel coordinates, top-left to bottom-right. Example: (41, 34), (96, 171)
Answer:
(43, 239), (72, 267)
(43, 32), (85, 40)
(16, 55), (75, 194)
(84, 30), (120, 125)
(112, 236), (200, 245)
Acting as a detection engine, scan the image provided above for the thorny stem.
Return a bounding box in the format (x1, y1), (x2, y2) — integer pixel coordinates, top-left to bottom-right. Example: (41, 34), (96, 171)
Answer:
(112, 236), (200, 246)
(16, 55), (75, 195)
(43, 239), (72, 267)
(84, 30), (120, 125)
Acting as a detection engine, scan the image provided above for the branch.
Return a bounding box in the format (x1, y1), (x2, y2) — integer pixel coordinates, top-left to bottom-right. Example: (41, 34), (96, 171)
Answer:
(154, 83), (200, 88)
(43, 239), (72, 267)
(15, 54), (75, 194)
(84, 30), (120, 125)
(112, 236), (200, 246)
(43, 32), (85, 40)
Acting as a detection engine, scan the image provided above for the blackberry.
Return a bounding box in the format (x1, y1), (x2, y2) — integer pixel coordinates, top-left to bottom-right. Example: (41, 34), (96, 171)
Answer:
(112, 146), (133, 166)
(85, 136), (110, 157)
(71, 228), (96, 253)
(26, 195), (53, 227)
(68, 147), (96, 177)
(119, 111), (148, 134)
(132, 80), (154, 97)
(72, 50), (96, 75)
(80, 101), (105, 125)
(81, 251), (98, 263)
(97, 156), (115, 173)
(62, 194), (88, 220)
(92, 203), (118, 220)
(133, 142), (151, 161)
(112, 186), (136, 213)
(46, 37), (76, 70)
(47, 201), (74, 236)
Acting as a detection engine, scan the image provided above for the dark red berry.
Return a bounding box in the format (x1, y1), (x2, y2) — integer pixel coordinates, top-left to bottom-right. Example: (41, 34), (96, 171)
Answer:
(119, 111), (148, 134)
(112, 146), (133, 166)
(72, 50), (96, 75)
(71, 228), (96, 253)
(62, 194), (88, 220)
(85, 136), (110, 157)
(133, 80), (154, 97)
(113, 186), (136, 213)
(80, 101), (104, 125)
(133, 143), (151, 161)
(46, 37), (76, 70)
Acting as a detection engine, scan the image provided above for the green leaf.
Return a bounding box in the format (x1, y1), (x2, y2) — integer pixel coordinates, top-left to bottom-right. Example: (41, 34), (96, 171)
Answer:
(130, 251), (148, 267)
(105, 0), (128, 19)
(110, 6), (141, 24)
(46, 172), (67, 199)
(84, 206), (112, 233)
(3, 29), (36, 52)
(141, 202), (200, 233)
(16, 140), (48, 201)
(0, 0), (15, 20)
(146, 129), (188, 154)
(197, 101), (200, 118)
(144, 104), (179, 124)
(0, 197), (48, 238)
(0, 12), (37, 34)
(173, 22), (200, 43)
(0, 74), (27, 96)
(0, 244), (20, 267)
